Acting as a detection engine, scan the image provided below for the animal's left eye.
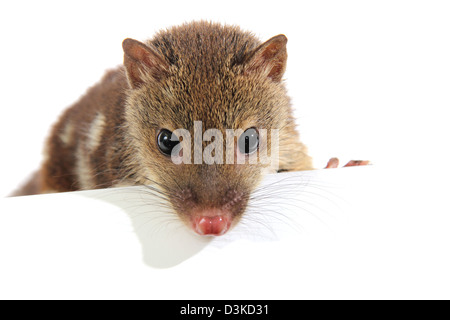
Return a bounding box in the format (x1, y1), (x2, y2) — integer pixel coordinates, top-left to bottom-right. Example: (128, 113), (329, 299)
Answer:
(238, 128), (259, 155)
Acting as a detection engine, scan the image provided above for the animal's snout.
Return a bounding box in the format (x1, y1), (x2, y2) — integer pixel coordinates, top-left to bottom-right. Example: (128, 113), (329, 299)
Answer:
(175, 187), (247, 236)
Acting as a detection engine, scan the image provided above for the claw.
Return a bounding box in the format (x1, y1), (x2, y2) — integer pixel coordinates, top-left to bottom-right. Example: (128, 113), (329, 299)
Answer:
(325, 157), (340, 168)
(325, 158), (370, 169)
(343, 160), (371, 167)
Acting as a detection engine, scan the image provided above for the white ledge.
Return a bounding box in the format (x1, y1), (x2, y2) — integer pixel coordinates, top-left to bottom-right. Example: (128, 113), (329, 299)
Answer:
(1, 165), (449, 299)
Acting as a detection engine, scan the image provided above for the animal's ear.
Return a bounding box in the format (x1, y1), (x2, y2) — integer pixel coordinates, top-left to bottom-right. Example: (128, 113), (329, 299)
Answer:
(122, 38), (169, 88)
(243, 34), (288, 82)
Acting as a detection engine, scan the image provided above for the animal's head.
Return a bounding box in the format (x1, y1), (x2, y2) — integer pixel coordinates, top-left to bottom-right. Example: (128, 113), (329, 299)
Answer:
(122, 22), (291, 235)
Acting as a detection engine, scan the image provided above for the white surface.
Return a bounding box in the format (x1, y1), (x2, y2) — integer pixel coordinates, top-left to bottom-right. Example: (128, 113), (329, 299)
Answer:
(1, 165), (450, 300)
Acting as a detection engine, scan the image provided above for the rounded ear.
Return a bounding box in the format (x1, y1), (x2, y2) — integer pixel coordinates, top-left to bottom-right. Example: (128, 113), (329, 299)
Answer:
(122, 38), (169, 88)
(243, 34), (288, 82)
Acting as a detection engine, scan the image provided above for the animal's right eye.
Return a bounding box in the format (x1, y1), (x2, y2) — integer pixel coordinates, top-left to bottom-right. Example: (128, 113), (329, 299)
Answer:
(157, 129), (179, 156)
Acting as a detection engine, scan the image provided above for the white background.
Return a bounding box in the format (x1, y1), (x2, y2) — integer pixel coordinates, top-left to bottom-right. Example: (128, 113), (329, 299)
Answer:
(0, 0), (450, 300)
(1, 0), (449, 196)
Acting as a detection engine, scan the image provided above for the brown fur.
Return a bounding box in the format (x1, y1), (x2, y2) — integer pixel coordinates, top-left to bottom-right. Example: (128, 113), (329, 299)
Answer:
(13, 21), (312, 230)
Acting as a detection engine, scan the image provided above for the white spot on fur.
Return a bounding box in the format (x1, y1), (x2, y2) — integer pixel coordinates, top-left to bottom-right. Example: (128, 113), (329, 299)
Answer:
(87, 113), (106, 152)
(59, 122), (74, 145)
(75, 144), (94, 189)
(73, 113), (106, 189)
(42, 139), (51, 163)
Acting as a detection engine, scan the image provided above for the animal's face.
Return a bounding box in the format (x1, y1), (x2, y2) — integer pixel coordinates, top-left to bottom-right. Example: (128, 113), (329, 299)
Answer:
(122, 23), (290, 235)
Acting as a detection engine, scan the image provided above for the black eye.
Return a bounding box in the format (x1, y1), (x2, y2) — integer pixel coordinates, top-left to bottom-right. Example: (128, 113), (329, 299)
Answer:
(238, 128), (259, 155)
(157, 129), (179, 156)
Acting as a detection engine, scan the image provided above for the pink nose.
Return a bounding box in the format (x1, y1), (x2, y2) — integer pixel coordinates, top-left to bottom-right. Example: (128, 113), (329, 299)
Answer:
(193, 215), (231, 236)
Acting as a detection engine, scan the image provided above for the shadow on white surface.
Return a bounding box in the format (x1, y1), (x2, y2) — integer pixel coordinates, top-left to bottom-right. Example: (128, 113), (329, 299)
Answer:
(80, 187), (213, 268)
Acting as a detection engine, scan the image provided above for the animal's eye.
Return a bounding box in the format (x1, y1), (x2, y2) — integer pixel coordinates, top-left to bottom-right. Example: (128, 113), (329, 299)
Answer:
(238, 128), (259, 155)
(157, 129), (179, 156)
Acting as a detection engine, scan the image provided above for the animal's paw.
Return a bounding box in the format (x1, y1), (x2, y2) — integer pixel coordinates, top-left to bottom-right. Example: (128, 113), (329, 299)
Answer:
(325, 157), (370, 169)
